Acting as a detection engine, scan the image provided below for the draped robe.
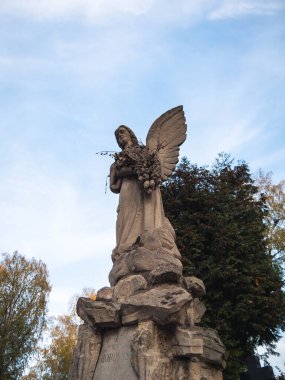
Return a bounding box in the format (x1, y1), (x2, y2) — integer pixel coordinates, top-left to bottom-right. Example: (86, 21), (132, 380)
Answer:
(112, 174), (165, 254)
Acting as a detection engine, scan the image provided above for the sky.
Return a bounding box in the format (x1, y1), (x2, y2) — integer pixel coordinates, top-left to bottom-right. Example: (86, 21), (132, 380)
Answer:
(0, 0), (285, 373)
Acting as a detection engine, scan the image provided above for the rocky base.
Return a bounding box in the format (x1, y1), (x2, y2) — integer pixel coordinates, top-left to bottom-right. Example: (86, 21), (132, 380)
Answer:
(69, 224), (226, 380)
(69, 273), (226, 380)
(109, 219), (182, 286)
(69, 321), (225, 380)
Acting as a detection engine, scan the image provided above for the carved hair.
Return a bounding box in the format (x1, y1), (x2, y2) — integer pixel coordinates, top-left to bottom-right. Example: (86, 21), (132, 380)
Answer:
(115, 125), (139, 149)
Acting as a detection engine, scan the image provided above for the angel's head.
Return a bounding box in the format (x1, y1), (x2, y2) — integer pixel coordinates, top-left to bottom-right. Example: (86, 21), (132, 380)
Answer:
(115, 125), (138, 149)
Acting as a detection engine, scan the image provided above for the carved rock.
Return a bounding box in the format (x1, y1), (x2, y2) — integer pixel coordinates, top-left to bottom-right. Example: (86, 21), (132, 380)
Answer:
(121, 284), (192, 326)
(193, 298), (206, 323)
(140, 231), (162, 250)
(130, 320), (226, 380)
(68, 324), (102, 380)
(129, 246), (182, 272)
(93, 326), (137, 380)
(113, 274), (148, 302)
(149, 263), (183, 285)
(70, 310), (226, 380)
(130, 321), (174, 380)
(96, 286), (114, 302)
(172, 327), (203, 357)
(188, 327), (227, 369)
(152, 218), (182, 260)
(109, 245), (183, 286)
(188, 362), (223, 380)
(77, 297), (121, 329)
(184, 276), (206, 298)
(109, 222), (184, 286)
(109, 255), (130, 286)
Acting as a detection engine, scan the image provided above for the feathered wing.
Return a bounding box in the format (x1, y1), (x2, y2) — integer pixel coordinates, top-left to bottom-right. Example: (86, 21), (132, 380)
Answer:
(146, 105), (187, 181)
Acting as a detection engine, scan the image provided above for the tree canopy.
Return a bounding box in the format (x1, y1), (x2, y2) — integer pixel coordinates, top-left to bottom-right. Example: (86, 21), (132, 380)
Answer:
(161, 154), (285, 380)
(22, 314), (78, 380)
(0, 251), (51, 380)
(23, 288), (96, 380)
(255, 170), (285, 263)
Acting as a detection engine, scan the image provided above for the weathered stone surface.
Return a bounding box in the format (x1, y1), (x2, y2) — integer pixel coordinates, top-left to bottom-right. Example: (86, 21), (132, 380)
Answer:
(193, 298), (206, 323)
(130, 320), (225, 380)
(140, 231), (162, 250)
(126, 247), (151, 272)
(172, 326), (226, 377)
(96, 286), (114, 302)
(68, 324), (102, 380)
(133, 353), (172, 379)
(152, 218), (182, 260)
(128, 246), (182, 273)
(184, 276), (206, 298)
(109, 245), (183, 286)
(93, 326), (137, 380)
(189, 361), (223, 380)
(109, 254), (131, 286)
(77, 297), (121, 328)
(131, 321), (156, 368)
(70, 317), (226, 380)
(189, 327), (227, 369)
(156, 247), (183, 266)
(113, 274), (148, 302)
(172, 326), (226, 370)
(109, 221), (184, 287)
(121, 284), (192, 326)
(149, 263), (183, 285)
(130, 321), (174, 380)
(172, 327), (203, 357)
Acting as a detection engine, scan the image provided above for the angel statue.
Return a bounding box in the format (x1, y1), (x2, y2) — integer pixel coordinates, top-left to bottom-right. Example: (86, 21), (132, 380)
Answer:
(110, 106), (187, 256)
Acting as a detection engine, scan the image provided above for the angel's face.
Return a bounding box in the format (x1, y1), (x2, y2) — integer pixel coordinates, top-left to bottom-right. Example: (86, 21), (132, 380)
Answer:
(117, 127), (132, 148)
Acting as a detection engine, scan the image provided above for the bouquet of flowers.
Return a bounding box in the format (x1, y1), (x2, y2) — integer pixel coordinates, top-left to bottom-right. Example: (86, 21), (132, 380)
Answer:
(114, 145), (161, 194)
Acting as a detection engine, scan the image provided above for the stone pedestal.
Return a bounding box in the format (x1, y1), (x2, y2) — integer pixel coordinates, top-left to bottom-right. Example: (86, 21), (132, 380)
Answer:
(69, 224), (226, 380)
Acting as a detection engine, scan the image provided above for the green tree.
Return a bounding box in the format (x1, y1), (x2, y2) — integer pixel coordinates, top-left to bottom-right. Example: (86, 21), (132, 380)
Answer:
(0, 251), (51, 380)
(161, 155), (285, 380)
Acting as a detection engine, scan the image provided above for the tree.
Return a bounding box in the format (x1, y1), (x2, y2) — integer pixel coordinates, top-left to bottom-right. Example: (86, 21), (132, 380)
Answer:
(161, 154), (285, 380)
(23, 314), (78, 380)
(0, 251), (51, 380)
(23, 288), (96, 380)
(255, 170), (285, 263)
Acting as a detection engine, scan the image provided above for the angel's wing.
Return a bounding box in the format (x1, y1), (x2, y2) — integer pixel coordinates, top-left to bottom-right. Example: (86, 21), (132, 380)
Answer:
(146, 105), (187, 181)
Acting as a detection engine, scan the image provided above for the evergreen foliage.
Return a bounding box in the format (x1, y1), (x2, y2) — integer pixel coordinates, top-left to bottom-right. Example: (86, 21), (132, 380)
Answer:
(161, 154), (285, 380)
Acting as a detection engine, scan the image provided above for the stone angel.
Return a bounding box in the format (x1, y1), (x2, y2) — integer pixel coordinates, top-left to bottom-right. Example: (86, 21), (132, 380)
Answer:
(110, 106), (187, 255)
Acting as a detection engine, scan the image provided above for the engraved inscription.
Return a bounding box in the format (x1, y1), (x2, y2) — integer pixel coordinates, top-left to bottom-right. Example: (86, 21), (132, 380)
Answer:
(93, 326), (137, 380)
(100, 351), (129, 363)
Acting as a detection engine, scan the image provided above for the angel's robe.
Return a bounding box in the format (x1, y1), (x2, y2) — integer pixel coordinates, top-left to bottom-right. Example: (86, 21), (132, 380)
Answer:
(115, 176), (165, 253)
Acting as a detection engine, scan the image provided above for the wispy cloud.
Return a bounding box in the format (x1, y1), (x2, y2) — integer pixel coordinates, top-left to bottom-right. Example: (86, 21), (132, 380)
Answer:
(0, 0), (154, 21)
(0, 0), (283, 22)
(209, 0), (284, 20)
(251, 148), (285, 174)
(186, 103), (264, 166)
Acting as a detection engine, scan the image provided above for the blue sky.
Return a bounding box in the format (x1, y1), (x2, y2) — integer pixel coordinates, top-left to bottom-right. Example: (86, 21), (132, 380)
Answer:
(1, 0), (285, 372)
